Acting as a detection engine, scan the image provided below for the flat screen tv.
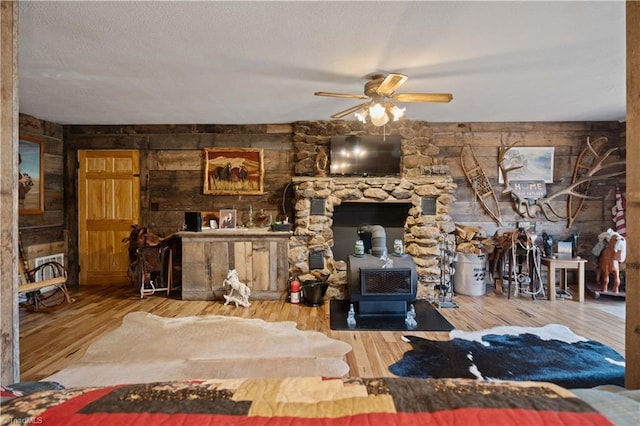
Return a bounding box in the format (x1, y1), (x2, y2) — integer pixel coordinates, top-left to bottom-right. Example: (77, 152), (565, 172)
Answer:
(330, 135), (401, 177)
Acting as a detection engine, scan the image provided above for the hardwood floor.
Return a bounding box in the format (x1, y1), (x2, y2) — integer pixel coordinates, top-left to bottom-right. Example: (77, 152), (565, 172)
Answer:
(19, 283), (626, 382)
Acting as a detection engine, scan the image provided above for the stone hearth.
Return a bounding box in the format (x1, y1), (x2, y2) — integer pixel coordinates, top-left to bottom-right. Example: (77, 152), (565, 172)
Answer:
(289, 176), (457, 299)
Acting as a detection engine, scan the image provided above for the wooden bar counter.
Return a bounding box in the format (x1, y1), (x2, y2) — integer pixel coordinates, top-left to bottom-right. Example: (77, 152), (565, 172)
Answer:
(178, 229), (291, 301)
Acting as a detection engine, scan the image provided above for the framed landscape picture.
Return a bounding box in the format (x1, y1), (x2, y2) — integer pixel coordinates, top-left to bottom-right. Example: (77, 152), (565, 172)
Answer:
(19, 135), (45, 214)
(203, 147), (264, 195)
(498, 147), (555, 184)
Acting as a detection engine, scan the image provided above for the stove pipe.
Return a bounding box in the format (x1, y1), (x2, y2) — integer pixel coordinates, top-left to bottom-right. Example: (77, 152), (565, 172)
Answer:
(358, 224), (387, 257)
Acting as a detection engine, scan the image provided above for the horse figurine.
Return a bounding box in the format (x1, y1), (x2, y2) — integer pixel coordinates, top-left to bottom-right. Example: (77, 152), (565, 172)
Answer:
(222, 269), (251, 307)
(593, 229), (626, 293)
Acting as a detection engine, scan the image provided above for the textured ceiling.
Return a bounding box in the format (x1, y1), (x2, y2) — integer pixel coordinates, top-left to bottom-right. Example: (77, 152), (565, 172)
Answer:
(18, 1), (626, 125)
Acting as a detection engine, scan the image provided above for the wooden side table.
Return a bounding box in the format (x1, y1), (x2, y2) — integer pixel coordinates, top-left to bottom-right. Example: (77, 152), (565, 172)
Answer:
(541, 257), (587, 302)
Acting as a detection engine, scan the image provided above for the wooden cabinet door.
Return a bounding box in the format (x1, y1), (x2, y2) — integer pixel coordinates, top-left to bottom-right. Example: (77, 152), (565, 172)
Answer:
(78, 150), (140, 285)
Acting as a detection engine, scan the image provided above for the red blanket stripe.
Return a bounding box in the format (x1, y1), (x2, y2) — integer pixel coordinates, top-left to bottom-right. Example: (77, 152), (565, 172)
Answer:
(35, 405), (612, 426)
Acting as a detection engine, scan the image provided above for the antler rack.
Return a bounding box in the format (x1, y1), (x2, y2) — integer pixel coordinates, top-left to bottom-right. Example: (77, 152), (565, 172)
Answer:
(498, 138), (625, 222)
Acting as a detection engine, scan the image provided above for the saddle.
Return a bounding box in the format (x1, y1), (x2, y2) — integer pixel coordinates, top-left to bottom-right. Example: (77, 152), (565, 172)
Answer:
(122, 225), (167, 293)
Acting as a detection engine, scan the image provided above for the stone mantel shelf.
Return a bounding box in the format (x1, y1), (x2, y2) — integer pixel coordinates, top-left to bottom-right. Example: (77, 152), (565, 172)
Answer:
(292, 176), (453, 184)
(329, 199), (414, 204)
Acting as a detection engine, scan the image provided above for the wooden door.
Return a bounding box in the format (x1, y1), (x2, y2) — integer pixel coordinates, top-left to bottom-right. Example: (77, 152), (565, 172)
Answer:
(78, 150), (140, 285)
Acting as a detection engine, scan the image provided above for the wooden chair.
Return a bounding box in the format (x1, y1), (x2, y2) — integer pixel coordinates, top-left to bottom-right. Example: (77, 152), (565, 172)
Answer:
(18, 240), (73, 311)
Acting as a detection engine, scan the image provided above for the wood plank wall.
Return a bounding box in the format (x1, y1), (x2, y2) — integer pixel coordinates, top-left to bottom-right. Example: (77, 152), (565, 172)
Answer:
(434, 121), (625, 257)
(59, 121), (625, 289)
(18, 114), (66, 258)
(63, 124), (294, 286)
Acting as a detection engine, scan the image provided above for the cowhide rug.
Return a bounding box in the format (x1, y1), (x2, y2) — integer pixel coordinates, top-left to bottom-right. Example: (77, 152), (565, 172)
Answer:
(46, 312), (352, 387)
(389, 324), (625, 389)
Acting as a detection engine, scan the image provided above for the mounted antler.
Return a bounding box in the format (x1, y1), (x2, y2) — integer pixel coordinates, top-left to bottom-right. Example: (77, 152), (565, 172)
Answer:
(499, 137), (625, 222)
(498, 138), (532, 217)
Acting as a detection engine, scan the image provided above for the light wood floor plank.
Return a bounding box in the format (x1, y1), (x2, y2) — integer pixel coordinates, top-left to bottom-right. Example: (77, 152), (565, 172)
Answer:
(18, 284), (625, 381)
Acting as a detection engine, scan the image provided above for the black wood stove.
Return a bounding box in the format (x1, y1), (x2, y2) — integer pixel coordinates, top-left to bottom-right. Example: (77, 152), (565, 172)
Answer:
(347, 253), (417, 316)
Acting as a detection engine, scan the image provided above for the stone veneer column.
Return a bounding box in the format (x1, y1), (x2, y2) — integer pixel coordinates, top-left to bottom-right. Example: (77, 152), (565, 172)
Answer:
(289, 120), (456, 300)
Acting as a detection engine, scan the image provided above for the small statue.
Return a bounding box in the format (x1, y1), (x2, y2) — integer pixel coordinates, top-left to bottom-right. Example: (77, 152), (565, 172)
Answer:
(542, 232), (554, 257)
(222, 269), (251, 307)
(381, 253), (394, 268)
(245, 205), (254, 228)
(569, 232), (579, 258)
(314, 148), (328, 177)
(405, 304), (417, 329)
(594, 229), (626, 293)
(347, 303), (356, 328)
(254, 209), (271, 228)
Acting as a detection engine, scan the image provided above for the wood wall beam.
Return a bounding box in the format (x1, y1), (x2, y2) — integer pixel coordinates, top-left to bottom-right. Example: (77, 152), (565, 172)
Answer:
(625, 0), (639, 389)
(0, 0), (19, 385)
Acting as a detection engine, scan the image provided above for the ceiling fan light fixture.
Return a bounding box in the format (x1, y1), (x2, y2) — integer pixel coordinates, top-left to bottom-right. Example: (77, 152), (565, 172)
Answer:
(315, 72), (452, 125)
(389, 104), (405, 121)
(355, 109), (368, 124)
(361, 102), (403, 126)
(369, 102), (386, 120)
(370, 112), (389, 127)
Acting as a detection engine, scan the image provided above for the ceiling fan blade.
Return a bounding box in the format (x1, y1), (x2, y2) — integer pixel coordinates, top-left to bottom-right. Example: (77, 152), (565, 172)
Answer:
(314, 91), (369, 100)
(330, 102), (371, 119)
(392, 93), (453, 103)
(375, 73), (408, 97)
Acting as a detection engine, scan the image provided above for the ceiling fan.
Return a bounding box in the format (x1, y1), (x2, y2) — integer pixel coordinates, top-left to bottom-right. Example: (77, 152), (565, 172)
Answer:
(314, 73), (453, 125)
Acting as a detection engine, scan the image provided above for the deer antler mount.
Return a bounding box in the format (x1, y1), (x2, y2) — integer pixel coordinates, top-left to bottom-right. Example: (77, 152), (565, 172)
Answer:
(498, 137), (625, 222)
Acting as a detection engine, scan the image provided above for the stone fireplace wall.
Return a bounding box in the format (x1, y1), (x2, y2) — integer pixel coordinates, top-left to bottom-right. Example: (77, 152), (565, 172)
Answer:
(289, 176), (456, 299)
(292, 120), (448, 178)
(289, 120), (457, 300)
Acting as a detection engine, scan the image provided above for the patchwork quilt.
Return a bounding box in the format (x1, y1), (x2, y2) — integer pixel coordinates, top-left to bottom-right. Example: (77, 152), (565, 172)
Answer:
(1, 376), (614, 425)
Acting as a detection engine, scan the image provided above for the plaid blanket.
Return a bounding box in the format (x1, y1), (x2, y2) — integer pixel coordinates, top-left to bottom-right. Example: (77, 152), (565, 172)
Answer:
(1, 377), (612, 425)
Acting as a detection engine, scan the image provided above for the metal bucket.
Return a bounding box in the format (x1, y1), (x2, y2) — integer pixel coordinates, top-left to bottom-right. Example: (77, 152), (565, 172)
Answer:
(301, 280), (329, 306)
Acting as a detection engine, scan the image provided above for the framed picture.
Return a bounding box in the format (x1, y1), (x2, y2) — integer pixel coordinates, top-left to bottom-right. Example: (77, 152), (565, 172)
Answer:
(19, 135), (45, 215)
(201, 211), (219, 229)
(219, 209), (237, 229)
(203, 147), (264, 195)
(499, 147), (555, 184)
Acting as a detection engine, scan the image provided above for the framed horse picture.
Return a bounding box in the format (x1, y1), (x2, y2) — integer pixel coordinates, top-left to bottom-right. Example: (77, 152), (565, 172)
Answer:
(19, 135), (45, 215)
(203, 147), (264, 195)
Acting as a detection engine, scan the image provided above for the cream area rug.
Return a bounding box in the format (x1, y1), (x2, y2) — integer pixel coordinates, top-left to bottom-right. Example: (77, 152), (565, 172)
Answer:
(45, 311), (352, 388)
